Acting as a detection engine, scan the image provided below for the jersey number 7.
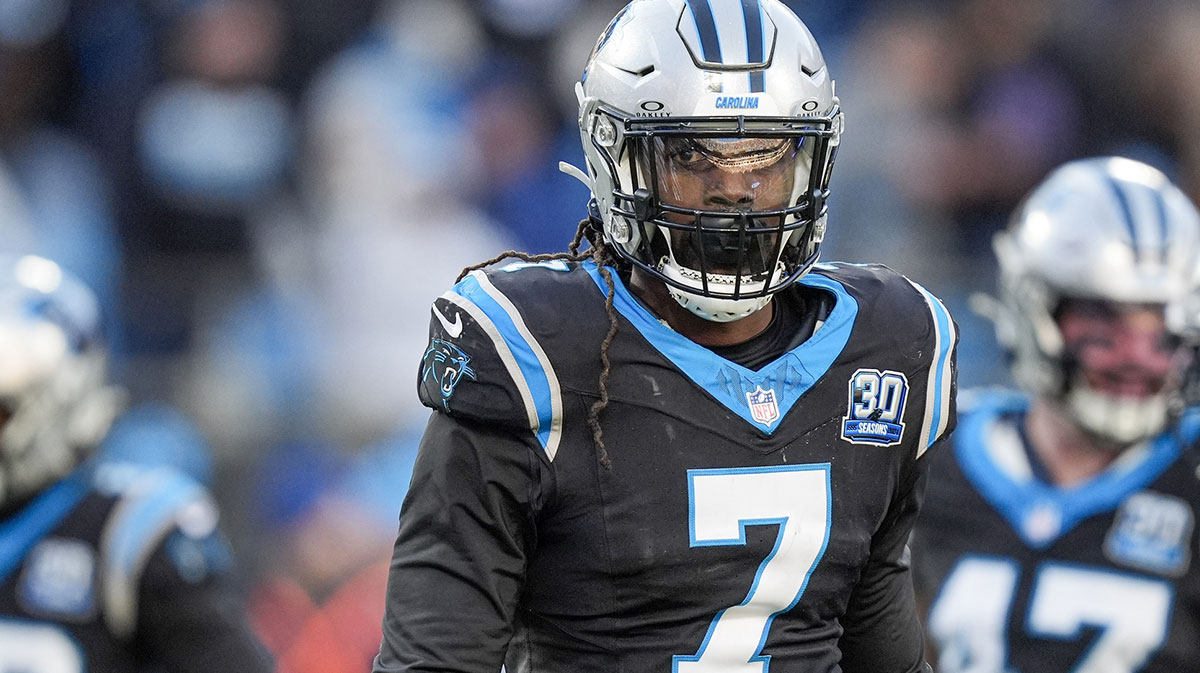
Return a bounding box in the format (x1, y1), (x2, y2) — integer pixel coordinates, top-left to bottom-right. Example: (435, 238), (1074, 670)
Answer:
(674, 464), (832, 673)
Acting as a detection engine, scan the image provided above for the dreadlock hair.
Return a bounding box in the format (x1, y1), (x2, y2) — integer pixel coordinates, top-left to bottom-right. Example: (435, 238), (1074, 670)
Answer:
(455, 215), (623, 470)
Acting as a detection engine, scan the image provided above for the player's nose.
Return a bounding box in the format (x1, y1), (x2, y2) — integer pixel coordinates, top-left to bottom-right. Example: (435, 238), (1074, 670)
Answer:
(705, 171), (757, 209)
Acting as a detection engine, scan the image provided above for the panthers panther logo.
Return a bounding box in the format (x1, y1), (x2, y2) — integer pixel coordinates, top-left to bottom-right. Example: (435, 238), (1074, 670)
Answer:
(421, 338), (476, 408)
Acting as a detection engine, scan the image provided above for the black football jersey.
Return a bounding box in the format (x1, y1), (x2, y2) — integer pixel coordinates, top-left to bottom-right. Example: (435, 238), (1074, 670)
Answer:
(376, 260), (959, 673)
(911, 390), (1200, 673)
(0, 460), (272, 672)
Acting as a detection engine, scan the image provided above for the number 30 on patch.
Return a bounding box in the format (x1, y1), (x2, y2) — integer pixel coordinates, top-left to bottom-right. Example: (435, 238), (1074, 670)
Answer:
(841, 368), (908, 446)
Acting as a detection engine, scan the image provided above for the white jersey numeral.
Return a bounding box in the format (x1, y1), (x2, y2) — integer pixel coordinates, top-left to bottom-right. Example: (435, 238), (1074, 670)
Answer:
(0, 620), (85, 672)
(674, 464), (832, 673)
(929, 557), (1172, 673)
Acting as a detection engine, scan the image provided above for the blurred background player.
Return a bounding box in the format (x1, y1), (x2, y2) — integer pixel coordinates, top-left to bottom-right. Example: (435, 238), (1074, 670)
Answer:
(0, 254), (272, 672)
(910, 156), (1200, 673)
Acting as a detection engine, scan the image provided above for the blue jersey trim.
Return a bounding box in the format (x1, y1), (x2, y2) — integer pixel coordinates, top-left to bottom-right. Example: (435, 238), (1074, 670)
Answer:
(0, 466), (91, 585)
(453, 274), (555, 449)
(686, 0), (723, 64)
(955, 391), (1184, 549)
(1150, 181), (1169, 264)
(911, 282), (956, 448)
(583, 262), (857, 434)
(108, 471), (206, 579)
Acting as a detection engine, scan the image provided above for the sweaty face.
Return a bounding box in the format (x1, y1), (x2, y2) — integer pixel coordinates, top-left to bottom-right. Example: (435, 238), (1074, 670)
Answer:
(648, 136), (804, 276)
(1057, 299), (1189, 398)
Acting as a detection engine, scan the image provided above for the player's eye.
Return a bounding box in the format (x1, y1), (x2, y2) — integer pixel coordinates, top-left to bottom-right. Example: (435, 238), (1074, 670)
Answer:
(671, 148), (707, 168)
(1070, 334), (1114, 351)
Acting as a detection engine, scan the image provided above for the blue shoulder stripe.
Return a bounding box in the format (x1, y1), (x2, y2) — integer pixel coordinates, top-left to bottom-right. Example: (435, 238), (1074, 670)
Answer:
(956, 393), (1183, 549)
(449, 271), (564, 459)
(101, 467), (210, 637)
(907, 280), (957, 454)
(0, 466), (91, 585)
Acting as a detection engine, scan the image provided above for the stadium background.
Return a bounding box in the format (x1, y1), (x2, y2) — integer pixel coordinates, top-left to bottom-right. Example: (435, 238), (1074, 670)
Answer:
(1, 0), (1195, 667)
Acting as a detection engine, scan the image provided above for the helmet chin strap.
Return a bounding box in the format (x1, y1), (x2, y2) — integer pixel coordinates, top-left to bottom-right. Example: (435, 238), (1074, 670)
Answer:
(658, 259), (783, 323)
(1064, 383), (1170, 447)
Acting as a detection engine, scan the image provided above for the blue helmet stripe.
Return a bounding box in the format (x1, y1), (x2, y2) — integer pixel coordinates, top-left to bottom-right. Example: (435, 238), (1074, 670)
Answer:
(742, 0), (765, 92)
(1149, 181), (1169, 264)
(583, 5), (630, 83)
(1103, 175), (1141, 261)
(687, 0), (723, 63)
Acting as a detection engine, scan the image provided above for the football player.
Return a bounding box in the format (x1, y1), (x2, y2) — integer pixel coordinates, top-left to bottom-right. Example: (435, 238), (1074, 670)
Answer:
(375, 1), (958, 671)
(911, 156), (1200, 673)
(0, 254), (272, 671)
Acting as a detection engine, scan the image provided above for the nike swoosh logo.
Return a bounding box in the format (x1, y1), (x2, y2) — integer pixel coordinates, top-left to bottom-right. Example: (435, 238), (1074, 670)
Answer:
(432, 305), (464, 338)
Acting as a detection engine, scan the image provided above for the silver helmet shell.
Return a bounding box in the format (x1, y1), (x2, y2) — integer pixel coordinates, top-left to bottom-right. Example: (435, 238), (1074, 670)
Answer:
(0, 255), (124, 505)
(993, 156), (1200, 444)
(573, 0), (842, 322)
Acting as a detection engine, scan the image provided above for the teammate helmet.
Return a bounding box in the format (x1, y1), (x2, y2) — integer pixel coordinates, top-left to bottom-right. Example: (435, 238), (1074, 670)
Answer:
(0, 255), (123, 505)
(568, 0), (842, 322)
(992, 157), (1200, 444)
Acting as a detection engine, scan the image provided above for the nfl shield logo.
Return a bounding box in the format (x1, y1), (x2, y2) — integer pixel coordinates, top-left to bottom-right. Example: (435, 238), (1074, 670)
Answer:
(746, 386), (781, 427)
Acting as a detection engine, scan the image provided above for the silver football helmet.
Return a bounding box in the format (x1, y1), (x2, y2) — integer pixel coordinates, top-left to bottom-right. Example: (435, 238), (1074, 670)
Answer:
(0, 255), (124, 505)
(562, 0), (842, 322)
(990, 157), (1200, 445)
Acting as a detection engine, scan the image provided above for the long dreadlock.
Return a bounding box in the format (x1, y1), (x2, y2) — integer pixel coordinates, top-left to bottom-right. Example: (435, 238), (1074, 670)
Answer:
(455, 216), (622, 470)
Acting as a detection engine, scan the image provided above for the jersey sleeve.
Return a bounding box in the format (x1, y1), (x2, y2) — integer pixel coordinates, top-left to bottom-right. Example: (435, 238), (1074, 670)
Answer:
(820, 263), (959, 462)
(830, 273), (958, 672)
(903, 277), (959, 460)
(836, 459), (936, 673)
(92, 463), (273, 671)
(418, 269), (565, 460)
(374, 411), (553, 673)
(136, 532), (275, 672)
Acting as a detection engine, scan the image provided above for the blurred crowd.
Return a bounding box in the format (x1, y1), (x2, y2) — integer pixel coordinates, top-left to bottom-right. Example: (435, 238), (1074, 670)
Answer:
(3, 0), (1199, 669)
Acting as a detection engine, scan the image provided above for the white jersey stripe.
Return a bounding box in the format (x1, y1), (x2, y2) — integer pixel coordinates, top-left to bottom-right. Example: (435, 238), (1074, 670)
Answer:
(908, 279), (957, 458)
(469, 271), (564, 461)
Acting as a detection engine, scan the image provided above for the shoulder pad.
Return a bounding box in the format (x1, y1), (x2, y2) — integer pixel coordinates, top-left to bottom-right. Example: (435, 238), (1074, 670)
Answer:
(93, 463), (217, 639)
(901, 275), (959, 454)
(816, 263), (960, 453)
(418, 261), (582, 461)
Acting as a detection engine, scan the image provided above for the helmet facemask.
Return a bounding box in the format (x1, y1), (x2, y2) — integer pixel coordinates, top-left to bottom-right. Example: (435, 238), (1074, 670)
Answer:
(0, 255), (124, 506)
(1053, 299), (1194, 447)
(592, 106), (840, 322)
(982, 156), (1200, 447)
(992, 262), (1197, 449)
